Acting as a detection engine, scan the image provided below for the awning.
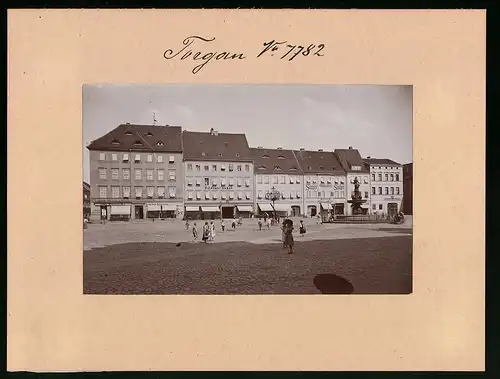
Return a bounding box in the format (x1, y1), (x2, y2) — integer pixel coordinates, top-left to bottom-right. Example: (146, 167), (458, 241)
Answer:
(201, 206), (220, 212)
(148, 204), (177, 211)
(273, 204), (292, 212)
(162, 204), (177, 211)
(320, 202), (331, 210)
(258, 203), (274, 212)
(110, 205), (131, 215)
(185, 206), (200, 212)
(334, 201), (345, 204)
(237, 205), (253, 212)
(147, 204), (161, 212)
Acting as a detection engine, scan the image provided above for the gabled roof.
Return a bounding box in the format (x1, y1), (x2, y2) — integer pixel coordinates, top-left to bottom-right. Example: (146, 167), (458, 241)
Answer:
(182, 131), (252, 162)
(363, 158), (402, 166)
(334, 148), (370, 173)
(86, 124), (183, 153)
(293, 149), (345, 175)
(250, 148), (302, 175)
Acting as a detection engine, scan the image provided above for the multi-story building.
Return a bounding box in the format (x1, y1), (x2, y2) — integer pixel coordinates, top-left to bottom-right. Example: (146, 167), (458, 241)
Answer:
(334, 147), (372, 215)
(83, 181), (91, 219)
(294, 148), (347, 218)
(364, 157), (404, 217)
(87, 124), (184, 220)
(251, 147), (303, 217)
(182, 129), (254, 220)
(402, 162), (413, 215)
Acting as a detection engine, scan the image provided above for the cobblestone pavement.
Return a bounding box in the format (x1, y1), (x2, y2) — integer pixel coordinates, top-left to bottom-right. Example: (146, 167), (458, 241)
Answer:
(83, 234), (413, 295)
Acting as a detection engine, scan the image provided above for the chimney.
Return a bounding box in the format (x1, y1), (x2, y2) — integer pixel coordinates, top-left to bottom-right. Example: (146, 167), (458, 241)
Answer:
(318, 149), (323, 152)
(299, 148), (305, 151)
(126, 122), (130, 124)
(257, 146), (263, 149)
(348, 146), (353, 150)
(367, 156), (371, 159)
(277, 147), (282, 149)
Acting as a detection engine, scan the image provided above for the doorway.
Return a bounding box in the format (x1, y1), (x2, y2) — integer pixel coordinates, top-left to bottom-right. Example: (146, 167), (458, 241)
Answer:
(308, 205), (317, 217)
(387, 203), (398, 218)
(221, 206), (234, 219)
(135, 205), (144, 219)
(291, 206), (301, 217)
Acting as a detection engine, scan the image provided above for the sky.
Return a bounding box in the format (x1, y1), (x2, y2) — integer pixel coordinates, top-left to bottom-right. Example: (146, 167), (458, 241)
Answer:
(83, 84), (412, 182)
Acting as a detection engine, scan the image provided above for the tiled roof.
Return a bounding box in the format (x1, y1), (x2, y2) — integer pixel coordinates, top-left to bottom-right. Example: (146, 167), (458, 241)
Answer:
(363, 158), (402, 166)
(182, 131), (252, 162)
(293, 149), (345, 175)
(83, 181), (90, 190)
(86, 124), (183, 153)
(334, 148), (370, 173)
(250, 148), (302, 175)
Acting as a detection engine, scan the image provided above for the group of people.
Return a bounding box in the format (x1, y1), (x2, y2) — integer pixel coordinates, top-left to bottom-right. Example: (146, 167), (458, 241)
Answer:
(186, 217), (245, 242)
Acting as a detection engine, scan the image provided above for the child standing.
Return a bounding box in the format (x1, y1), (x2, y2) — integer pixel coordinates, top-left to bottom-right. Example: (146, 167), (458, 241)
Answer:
(221, 219), (225, 232)
(299, 219), (306, 237)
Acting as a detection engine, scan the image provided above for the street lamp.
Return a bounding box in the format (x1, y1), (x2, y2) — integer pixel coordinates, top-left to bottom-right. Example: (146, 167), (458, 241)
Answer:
(265, 186), (281, 220)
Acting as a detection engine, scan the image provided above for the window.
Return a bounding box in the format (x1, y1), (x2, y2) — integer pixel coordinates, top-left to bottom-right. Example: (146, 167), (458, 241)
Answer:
(385, 187), (389, 195)
(205, 192), (210, 200)
(221, 192), (227, 200)
(169, 171), (176, 181)
(378, 187), (382, 195)
(168, 187), (175, 198)
(212, 179), (218, 187)
(281, 192), (286, 199)
(378, 173), (382, 181)
(97, 168), (106, 180)
(221, 178), (226, 187)
(257, 191), (263, 199)
(273, 176), (278, 184)
(257, 175), (262, 184)
(289, 176), (294, 184)
(156, 141), (164, 146)
(135, 169), (142, 180)
(371, 173), (375, 181)
(187, 191), (193, 200)
(169, 155), (175, 163)
(396, 174), (400, 181)
(312, 177), (317, 184)
(334, 191), (339, 198)
(296, 177), (300, 184)
(263, 176), (269, 184)
(327, 177), (332, 184)
(187, 163), (193, 171)
(245, 178), (250, 187)
(146, 169), (153, 181)
(221, 164), (226, 171)
(213, 192), (218, 199)
(390, 187), (394, 195)
(147, 186), (154, 198)
(280, 176), (285, 184)
(229, 178), (235, 187)
(229, 192), (234, 200)
(212, 164), (217, 171)
(187, 178), (193, 187)
(237, 165), (242, 171)
(123, 186), (130, 198)
(157, 155), (163, 163)
(372, 187), (376, 195)
(157, 169), (164, 181)
(317, 191), (321, 197)
(245, 192), (251, 200)
(195, 164), (200, 171)
(147, 154), (153, 163)
(204, 165), (209, 171)
(290, 190), (295, 199)
(372, 204), (376, 210)
(296, 191), (301, 198)
(111, 169), (119, 180)
(379, 204), (383, 210)
(351, 165), (362, 171)
(111, 153), (118, 161)
(396, 187), (400, 195)
(385, 173), (389, 181)
(364, 191), (368, 198)
(245, 164), (250, 172)
(204, 178), (210, 186)
(390, 173), (394, 181)
(320, 177), (325, 184)
(134, 154), (141, 163)
(364, 177), (368, 184)
(196, 191), (201, 200)
(99, 152), (106, 161)
(196, 179), (201, 187)
(236, 179), (242, 187)
(123, 153), (129, 162)
(237, 192), (242, 200)
(135, 187), (142, 198)
(158, 187), (165, 198)
(99, 186), (107, 198)
(229, 164), (234, 172)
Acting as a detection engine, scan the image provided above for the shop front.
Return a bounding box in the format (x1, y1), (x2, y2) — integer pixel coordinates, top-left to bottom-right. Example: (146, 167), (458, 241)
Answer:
(146, 203), (178, 219)
(110, 204), (132, 221)
(272, 203), (292, 218)
(257, 203), (274, 218)
(320, 202), (331, 221)
(185, 206), (201, 220)
(201, 206), (220, 220)
(235, 205), (253, 218)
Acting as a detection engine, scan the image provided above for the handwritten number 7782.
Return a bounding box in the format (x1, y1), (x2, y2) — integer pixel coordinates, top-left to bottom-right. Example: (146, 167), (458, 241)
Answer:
(257, 40), (325, 61)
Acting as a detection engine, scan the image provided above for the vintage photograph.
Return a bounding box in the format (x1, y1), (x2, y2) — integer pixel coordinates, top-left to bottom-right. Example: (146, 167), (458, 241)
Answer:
(83, 84), (413, 295)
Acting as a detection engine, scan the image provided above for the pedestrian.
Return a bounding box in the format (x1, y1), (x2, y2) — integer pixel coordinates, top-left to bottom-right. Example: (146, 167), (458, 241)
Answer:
(299, 219), (306, 236)
(209, 221), (216, 242)
(232, 219), (236, 230)
(267, 217), (271, 229)
(185, 219), (190, 231)
(202, 222), (209, 243)
(192, 222), (198, 241)
(258, 218), (262, 231)
(280, 220), (287, 248)
(221, 219), (225, 232)
(284, 219), (295, 254)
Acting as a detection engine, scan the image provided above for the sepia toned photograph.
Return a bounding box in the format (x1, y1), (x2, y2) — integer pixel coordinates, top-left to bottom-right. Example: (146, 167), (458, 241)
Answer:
(83, 84), (413, 295)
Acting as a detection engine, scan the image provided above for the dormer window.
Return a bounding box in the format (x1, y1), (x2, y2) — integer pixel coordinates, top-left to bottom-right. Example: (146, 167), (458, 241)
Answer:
(145, 132), (153, 137)
(258, 165), (266, 170)
(236, 153), (240, 157)
(201, 152), (206, 156)
(111, 139), (120, 145)
(277, 155), (286, 159)
(134, 140), (143, 146)
(290, 167), (297, 171)
(308, 166), (312, 170)
(125, 131), (133, 136)
(156, 141), (164, 146)
(319, 166), (325, 170)
(262, 155), (270, 159)
(218, 153), (223, 157)
(274, 166), (282, 171)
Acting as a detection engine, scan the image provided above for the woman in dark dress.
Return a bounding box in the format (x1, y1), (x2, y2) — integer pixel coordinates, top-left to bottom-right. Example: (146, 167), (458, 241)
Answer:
(299, 220), (306, 236)
(284, 219), (295, 254)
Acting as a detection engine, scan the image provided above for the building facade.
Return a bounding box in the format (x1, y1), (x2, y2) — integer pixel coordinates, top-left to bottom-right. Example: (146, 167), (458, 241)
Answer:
(364, 158), (404, 217)
(402, 162), (413, 215)
(87, 124), (184, 220)
(335, 148), (372, 215)
(252, 147), (304, 217)
(294, 149), (347, 218)
(182, 129), (254, 220)
(83, 181), (91, 218)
